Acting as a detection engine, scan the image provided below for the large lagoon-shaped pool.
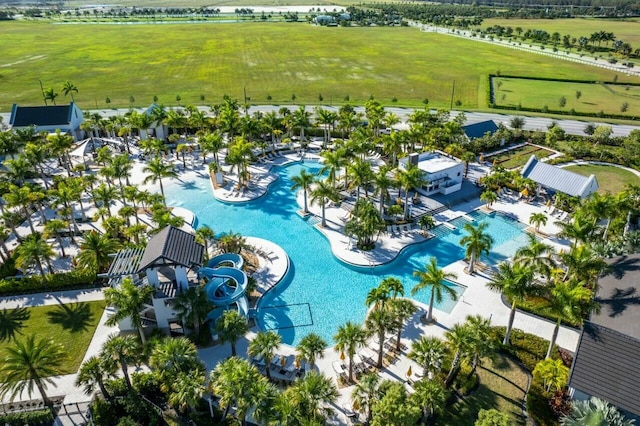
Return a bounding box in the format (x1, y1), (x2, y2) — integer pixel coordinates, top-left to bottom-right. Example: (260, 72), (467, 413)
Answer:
(165, 162), (529, 346)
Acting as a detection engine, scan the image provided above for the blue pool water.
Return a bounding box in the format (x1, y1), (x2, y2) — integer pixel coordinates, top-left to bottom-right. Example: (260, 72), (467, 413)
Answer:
(165, 162), (528, 346)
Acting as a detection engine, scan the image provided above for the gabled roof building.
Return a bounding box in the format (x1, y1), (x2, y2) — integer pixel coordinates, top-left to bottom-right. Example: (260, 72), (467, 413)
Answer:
(9, 103), (84, 141)
(462, 120), (499, 140)
(521, 156), (598, 199)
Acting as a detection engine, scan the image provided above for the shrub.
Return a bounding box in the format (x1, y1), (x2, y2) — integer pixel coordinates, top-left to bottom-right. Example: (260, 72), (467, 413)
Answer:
(0, 268), (97, 296)
(0, 251), (18, 279)
(491, 327), (558, 372)
(0, 410), (54, 426)
(527, 382), (559, 426)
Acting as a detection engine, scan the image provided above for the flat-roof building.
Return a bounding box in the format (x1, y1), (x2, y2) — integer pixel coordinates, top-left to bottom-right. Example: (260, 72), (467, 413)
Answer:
(399, 151), (464, 195)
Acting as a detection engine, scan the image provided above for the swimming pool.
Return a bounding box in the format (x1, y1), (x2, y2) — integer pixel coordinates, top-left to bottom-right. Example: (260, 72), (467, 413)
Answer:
(165, 162), (528, 346)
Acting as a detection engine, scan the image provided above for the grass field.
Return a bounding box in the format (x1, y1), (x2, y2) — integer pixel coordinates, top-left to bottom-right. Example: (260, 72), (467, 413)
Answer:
(483, 18), (640, 47)
(563, 164), (640, 194)
(64, 0), (359, 8)
(0, 21), (630, 112)
(0, 301), (106, 375)
(439, 354), (529, 425)
(487, 143), (555, 169)
(494, 77), (640, 117)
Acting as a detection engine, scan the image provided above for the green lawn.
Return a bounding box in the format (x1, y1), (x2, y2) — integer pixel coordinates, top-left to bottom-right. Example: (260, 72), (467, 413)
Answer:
(564, 164), (640, 194)
(494, 77), (640, 117)
(487, 144), (555, 169)
(0, 300), (106, 375)
(439, 354), (529, 425)
(483, 18), (640, 49)
(0, 21), (630, 112)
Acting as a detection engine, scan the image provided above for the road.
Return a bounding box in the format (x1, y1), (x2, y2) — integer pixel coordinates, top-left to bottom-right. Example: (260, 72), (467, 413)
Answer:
(1, 105), (639, 138)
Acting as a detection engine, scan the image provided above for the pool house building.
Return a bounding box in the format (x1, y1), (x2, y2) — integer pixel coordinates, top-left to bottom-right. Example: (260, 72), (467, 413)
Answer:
(521, 155), (598, 199)
(399, 151), (464, 195)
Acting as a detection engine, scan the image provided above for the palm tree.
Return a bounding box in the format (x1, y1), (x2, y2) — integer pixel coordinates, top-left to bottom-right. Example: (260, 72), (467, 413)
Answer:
(167, 370), (206, 415)
(409, 336), (446, 378)
(209, 356), (263, 425)
(104, 278), (155, 345)
(291, 170), (315, 214)
(480, 190), (498, 209)
(194, 225), (215, 260)
(545, 279), (595, 359)
(464, 314), (495, 378)
(248, 330), (281, 380)
(296, 332), (327, 371)
(4, 184), (38, 234)
(43, 218), (68, 258)
(514, 233), (555, 279)
(75, 355), (117, 401)
(319, 150), (344, 190)
(288, 371), (338, 423)
(0, 335), (66, 410)
(62, 81), (78, 102)
(173, 286), (212, 340)
(411, 258), (458, 324)
(352, 373), (382, 423)
(460, 221), (494, 275)
(396, 163), (425, 220)
(560, 245), (608, 285)
(15, 232), (55, 278)
(101, 334), (141, 390)
(411, 379), (447, 423)
(529, 212), (548, 233)
(556, 215), (595, 248)
(444, 323), (472, 387)
(215, 310), (248, 357)
(150, 337), (202, 384)
(488, 262), (536, 345)
(43, 87), (58, 105)
(143, 156), (178, 206)
(389, 298), (416, 352)
(373, 166), (394, 218)
(251, 379), (279, 425)
(76, 231), (121, 273)
(310, 179), (339, 228)
(560, 397), (635, 426)
(365, 307), (395, 368)
(334, 321), (367, 383)
(291, 105), (312, 144)
(347, 158), (373, 200)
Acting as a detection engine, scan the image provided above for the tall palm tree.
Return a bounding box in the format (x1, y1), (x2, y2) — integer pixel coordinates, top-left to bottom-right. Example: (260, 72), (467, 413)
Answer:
(480, 190), (498, 209)
(310, 179), (339, 228)
(396, 163), (425, 220)
(75, 355), (117, 401)
(560, 245), (608, 286)
(215, 310), (248, 357)
(409, 336), (446, 378)
(411, 379), (447, 423)
(150, 337), (203, 385)
(464, 314), (495, 378)
(296, 332), (327, 371)
(347, 158), (373, 200)
(251, 379), (279, 425)
(411, 258), (458, 324)
(556, 215), (595, 248)
(444, 323), (472, 387)
(3, 184), (38, 234)
(545, 279), (595, 359)
(334, 321), (367, 383)
(209, 356), (263, 425)
(514, 233), (555, 279)
(248, 331), (281, 380)
(373, 166), (394, 218)
(288, 371), (338, 423)
(44, 218), (68, 258)
(529, 212), (548, 233)
(365, 307), (395, 368)
(460, 221), (494, 275)
(143, 156), (178, 206)
(0, 335), (66, 410)
(101, 334), (141, 390)
(488, 262), (536, 345)
(351, 373), (382, 423)
(319, 150), (344, 190)
(389, 298), (416, 352)
(15, 232), (55, 278)
(76, 231), (121, 273)
(91, 183), (117, 217)
(173, 286), (212, 340)
(62, 81), (78, 102)
(167, 370), (206, 415)
(104, 278), (155, 345)
(291, 105), (312, 144)
(291, 170), (315, 214)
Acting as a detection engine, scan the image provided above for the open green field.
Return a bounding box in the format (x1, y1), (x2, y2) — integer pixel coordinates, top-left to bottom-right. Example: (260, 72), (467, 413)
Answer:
(0, 301), (106, 375)
(564, 164), (640, 194)
(483, 18), (640, 47)
(64, 0), (358, 7)
(487, 143), (555, 169)
(0, 21), (631, 112)
(494, 77), (640, 117)
(439, 354), (529, 425)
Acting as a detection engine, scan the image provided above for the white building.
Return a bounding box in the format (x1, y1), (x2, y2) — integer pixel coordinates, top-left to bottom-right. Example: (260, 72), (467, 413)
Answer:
(521, 155), (598, 199)
(399, 151), (464, 195)
(9, 103), (84, 141)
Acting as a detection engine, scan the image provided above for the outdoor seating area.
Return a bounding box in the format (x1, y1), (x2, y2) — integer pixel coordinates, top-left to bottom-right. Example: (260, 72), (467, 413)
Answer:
(250, 354), (306, 384)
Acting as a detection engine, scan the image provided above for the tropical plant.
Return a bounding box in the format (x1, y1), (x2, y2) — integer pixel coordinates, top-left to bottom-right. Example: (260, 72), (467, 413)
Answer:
(396, 163), (425, 220)
(173, 286), (211, 340)
(0, 335), (66, 409)
(370, 381), (421, 426)
(287, 371), (338, 423)
(476, 409), (511, 426)
(291, 170), (315, 214)
(444, 322), (472, 387)
(296, 332), (327, 371)
(514, 233), (555, 279)
(529, 212), (548, 233)
(215, 310), (248, 357)
(464, 314), (496, 378)
(365, 307), (395, 368)
(310, 179), (339, 228)
(62, 81), (78, 102)
(480, 190), (498, 208)
(76, 231), (121, 273)
(389, 298), (416, 352)
(15, 232), (54, 278)
(344, 198), (385, 249)
(411, 257), (458, 323)
(334, 321), (367, 383)
(460, 221), (494, 275)
(533, 358), (569, 393)
(143, 156), (177, 206)
(560, 397), (635, 426)
(104, 278), (155, 345)
(411, 379), (447, 422)
(247, 331), (281, 380)
(101, 334), (141, 390)
(75, 355), (117, 401)
(351, 373), (382, 423)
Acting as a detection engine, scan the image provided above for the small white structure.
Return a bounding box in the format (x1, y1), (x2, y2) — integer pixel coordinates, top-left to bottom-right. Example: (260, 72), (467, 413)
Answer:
(521, 155), (598, 199)
(9, 103), (84, 141)
(399, 151), (464, 195)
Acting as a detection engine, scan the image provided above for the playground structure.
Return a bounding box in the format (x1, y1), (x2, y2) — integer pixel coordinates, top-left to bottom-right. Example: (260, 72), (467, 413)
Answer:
(197, 253), (249, 328)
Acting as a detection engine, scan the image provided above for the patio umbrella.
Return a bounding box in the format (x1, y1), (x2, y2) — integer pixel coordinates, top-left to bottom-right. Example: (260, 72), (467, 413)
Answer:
(281, 356), (287, 367)
(406, 366), (413, 378)
(546, 199), (551, 207)
(295, 357), (301, 369)
(340, 351), (345, 361)
(521, 188), (529, 197)
(352, 400), (360, 411)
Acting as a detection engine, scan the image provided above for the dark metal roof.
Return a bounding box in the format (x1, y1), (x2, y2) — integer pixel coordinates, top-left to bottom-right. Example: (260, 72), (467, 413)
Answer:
(10, 103), (76, 127)
(136, 225), (204, 272)
(568, 254), (640, 416)
(462, 120), (499, 140)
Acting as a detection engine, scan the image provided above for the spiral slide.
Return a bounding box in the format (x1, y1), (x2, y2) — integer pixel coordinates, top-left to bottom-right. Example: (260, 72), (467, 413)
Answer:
(198, 253), (249, 324)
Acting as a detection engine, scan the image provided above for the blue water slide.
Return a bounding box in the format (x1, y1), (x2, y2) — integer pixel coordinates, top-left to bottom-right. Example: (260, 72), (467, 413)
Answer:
(206, 253), (244, 270)
(199, 266), (248, 306)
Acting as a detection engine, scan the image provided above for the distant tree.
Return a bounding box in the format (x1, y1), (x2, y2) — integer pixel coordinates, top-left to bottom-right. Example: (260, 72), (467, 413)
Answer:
(62, 81), (78, 102)
(558, 96), (567, 108)
(575, 91), (582, 100)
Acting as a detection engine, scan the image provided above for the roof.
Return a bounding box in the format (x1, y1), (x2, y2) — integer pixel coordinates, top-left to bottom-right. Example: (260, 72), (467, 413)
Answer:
(10, 103), (78, 127)
(568, 254), (640, 416)
(136, 226), (204, 272)
(462, 120), (499, 140)
(415, 152), (461, 174)
(105, 247), (145, 278)
(521, 156), (598, 198)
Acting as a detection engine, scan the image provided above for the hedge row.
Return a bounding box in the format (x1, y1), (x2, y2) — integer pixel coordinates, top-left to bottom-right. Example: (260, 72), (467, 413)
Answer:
(0, 410), (54, 426)
(0, 269), (99, 296)
(490, 73), (640, 87)
(490, 326), (558, 372)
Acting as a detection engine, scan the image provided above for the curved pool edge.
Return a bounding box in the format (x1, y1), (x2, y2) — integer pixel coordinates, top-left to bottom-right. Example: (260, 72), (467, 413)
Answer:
(244, 236), (291, 305)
